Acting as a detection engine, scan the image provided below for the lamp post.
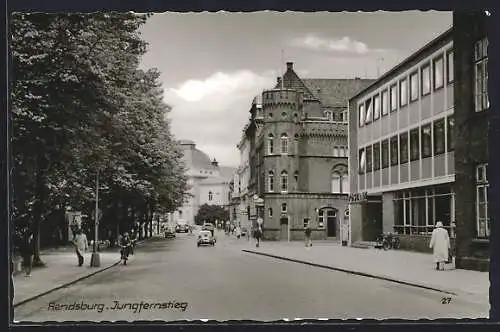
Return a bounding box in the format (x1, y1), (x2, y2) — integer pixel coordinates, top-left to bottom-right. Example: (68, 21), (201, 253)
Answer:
(90, 170), (101, 267)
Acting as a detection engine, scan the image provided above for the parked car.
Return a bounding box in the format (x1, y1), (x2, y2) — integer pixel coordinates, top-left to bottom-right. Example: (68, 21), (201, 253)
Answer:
(175, 223), (189, 233)
(165, 226), (176, 238)
(197, 230), (216, 247)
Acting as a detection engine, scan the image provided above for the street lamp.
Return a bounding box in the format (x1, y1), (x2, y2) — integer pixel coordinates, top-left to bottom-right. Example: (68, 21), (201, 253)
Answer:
(90, 169), (102, 267)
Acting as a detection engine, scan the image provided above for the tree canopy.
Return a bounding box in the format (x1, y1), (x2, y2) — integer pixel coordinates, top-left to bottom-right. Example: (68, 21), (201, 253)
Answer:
(11, 12), (189, 261)
(194, 204), (229, 225)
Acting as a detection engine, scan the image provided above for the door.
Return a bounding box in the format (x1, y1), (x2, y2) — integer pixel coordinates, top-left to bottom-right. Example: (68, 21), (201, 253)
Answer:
(327, 209), (337, 237)
(280, 217), (288, 240)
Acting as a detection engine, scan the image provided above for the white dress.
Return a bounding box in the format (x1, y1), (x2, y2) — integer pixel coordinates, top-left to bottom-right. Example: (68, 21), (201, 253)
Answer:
(429, 227), (450, 263)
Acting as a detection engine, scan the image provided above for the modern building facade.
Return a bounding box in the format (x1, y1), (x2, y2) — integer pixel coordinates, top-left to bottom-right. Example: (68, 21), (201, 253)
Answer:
(348, 13), (489, 271)
(170, 140), (235, 226)
(239, 62), (373, 241)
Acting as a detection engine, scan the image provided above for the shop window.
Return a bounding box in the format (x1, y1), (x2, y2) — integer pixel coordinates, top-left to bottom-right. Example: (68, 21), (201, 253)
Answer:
(359, 148), (366, 174)
(433, 55), (444, 90)
(421, 124), (432, 158)
(400, 132), (408, 164)
(358, 103), (365, 127)
(476, 163), (489, 238)
(373, 142), (381, 171)
(373, 94), (381, 120)
(390, 136), (398, 166)
(366, 145), (372, 173)
(447, 116), (454, 152)
(446, 49), (454, 83)
(365, 98), (373, 124)
(280, 171), (288, 193)
(399, 78), (408, 107)
(381, 89), (389, 116)
(421, 64), (431, 96)
(268, 134), (274, 154)
(381, 140), (389, 169)
(433, 118), (445, 155)
(390, 84), (398, 112)
(281, 133), (288, 154)
(410, 71), (419, 102)
(410, 128), (420, 161)
(474, 37), (489, 112)
(268, 171), (274, 192)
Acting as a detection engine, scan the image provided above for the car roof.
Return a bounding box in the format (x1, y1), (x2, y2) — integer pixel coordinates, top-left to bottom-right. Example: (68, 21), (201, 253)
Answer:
(199, 230), (211, 234)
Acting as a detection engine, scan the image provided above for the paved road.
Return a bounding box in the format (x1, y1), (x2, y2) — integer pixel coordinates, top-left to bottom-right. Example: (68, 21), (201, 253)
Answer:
(14, 230), (488, 322)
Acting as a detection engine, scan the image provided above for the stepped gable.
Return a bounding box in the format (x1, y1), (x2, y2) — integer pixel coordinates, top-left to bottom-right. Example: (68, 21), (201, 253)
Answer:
(302, 78), (375, 108)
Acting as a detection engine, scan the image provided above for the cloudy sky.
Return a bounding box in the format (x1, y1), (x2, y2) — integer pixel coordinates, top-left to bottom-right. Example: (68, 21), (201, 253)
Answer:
(139, 11), (452, 167)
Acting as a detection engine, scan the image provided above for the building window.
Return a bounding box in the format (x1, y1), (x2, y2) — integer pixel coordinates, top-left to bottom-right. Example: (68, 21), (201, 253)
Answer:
(342, 172), (349, 194)
(390, 136), (398, 166)
(447, 116), (454, 152)
(359, 148), (366, 174)
(294, 171), (299, 189)
(333, 147), (339, 157)
(268, 208), (273, 218)
(399, 78), (408, 107)
(345, 146), (349, 156)
(280, 171), (288, 192)
(381, 140), (389, 169)
(318, 210), (325, 228)
(342, 110), (348, 123)
(303, 218), (310, 228)
(268, 134), (274, 154)
(268, 171), (274, 192)
(373, 94), (381, 120)
(421, 64), (431, 96)
(410, 128), (420, 161)
(433, 118), (445, 155)
(476, 163), (489, 238)
(281, 203), (287, 213)
(324, 110), (333, 121)
(446, 49), (454, 83)
(373, 142), (381, 171)
(358, 104), (365, 127)
(400, 132), (408, 164)
(421, 124), (432, 158)
(390, 84), (398, 112)
(433, 55), (444, 90)
(381, 89), (389, 116)
(410, 71), (419, 102)
(281, 134), (288, 154)
(365, 98), (373, 124)
(474, 37), (489, 112)
(208, 191), (213, 201)
(366, 145), (372, 173)
(332, 172), (341, 193)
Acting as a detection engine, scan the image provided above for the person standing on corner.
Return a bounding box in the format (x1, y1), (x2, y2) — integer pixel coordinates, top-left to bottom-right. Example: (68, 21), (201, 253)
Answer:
(304, 225), (312, 247)
(73, 228), (89, 267)
(429, 221), (450, 270)
(254, 226), (262, 248)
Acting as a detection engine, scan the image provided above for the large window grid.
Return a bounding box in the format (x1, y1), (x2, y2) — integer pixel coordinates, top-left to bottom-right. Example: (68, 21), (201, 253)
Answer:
(373, 142), (381, 171)
(421, 64), (431, 96)
(410, 71), (419, 102)
(433, 55), (444, 90)
(390, 136), (399, 166)
(390, 84), (398, 112)
(399, 78), (408, 107)
(381, 140), (389, 169)
(410, 128), (420, 161)
(366, 145), (373, 173)
(373, 94), (381, 121)
(433, 119), (445, 155)
(394, 187), (454, 235)
(476, 163), (489, 238)
(474, 37), (489, 112)
(400, 132), (409, 164)
(421, 124), (432, 158)
(381, 89), (389, 116)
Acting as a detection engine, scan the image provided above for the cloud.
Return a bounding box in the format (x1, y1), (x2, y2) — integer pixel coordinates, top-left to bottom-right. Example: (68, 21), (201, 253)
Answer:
(289, 34), (388, 55)
(164, 70), (275, 166)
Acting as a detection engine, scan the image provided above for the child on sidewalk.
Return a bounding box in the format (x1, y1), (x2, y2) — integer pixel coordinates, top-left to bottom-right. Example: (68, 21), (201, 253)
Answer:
(304, 226), (312, 247)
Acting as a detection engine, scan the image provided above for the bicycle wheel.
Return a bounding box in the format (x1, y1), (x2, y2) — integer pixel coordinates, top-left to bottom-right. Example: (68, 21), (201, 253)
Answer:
(392, 238), (401, 249)
(382, 241), (390, 250)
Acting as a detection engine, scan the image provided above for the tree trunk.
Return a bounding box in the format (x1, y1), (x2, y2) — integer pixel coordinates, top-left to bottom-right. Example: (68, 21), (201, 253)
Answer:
(32, 155), (46, 267)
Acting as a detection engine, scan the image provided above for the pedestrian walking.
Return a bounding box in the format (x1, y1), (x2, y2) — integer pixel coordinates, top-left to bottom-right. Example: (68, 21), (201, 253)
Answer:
(20, 229), (33, 277)
(236, 225), (241, 239)
(119, 232), (132, 265)
(304, 225), (312, 247)
(429, 221), (450, 270)
(254, 226), (262, 248)
(72, 228), (89, 267)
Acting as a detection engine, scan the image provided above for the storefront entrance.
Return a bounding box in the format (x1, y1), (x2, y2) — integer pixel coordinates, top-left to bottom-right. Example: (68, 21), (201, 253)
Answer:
(319, 208), (337, 238)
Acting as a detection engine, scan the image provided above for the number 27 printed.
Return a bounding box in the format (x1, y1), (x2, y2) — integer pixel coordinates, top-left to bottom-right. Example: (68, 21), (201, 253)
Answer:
(441, 297), (452, 304)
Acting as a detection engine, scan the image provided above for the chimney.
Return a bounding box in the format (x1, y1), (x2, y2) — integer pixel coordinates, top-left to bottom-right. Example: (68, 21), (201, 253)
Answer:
(211, 158), (218, 167)
(286, 62), (293, 70)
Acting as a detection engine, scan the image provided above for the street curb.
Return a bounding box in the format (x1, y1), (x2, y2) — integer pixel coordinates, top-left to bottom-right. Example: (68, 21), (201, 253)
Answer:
(13, 259), (122, 308)
(13, 238), (151, 308)
(242, 249), (458, 296)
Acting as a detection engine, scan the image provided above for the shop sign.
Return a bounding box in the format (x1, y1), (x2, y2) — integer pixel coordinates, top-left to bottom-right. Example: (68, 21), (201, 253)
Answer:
(348, 191), (367, 203)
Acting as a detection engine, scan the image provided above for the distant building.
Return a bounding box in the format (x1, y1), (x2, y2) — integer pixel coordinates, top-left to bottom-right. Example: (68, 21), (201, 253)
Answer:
(238, 62), (373, 241)
(170, 140), (235, 225)
(348, 12), (490, 271)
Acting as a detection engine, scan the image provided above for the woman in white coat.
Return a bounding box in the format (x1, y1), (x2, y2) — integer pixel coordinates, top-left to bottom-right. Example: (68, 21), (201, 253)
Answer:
(429, 221), (450, 270)
(73, 228), (89, 267)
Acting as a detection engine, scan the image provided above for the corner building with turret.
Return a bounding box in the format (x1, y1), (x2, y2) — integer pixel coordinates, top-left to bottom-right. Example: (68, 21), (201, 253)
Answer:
(240, 62), (373, 241)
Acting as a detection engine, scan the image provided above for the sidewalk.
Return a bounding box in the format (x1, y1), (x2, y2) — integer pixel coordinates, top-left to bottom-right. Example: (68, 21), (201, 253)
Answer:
(12, 238), (151, 307)
(242, 241), (489, 302)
